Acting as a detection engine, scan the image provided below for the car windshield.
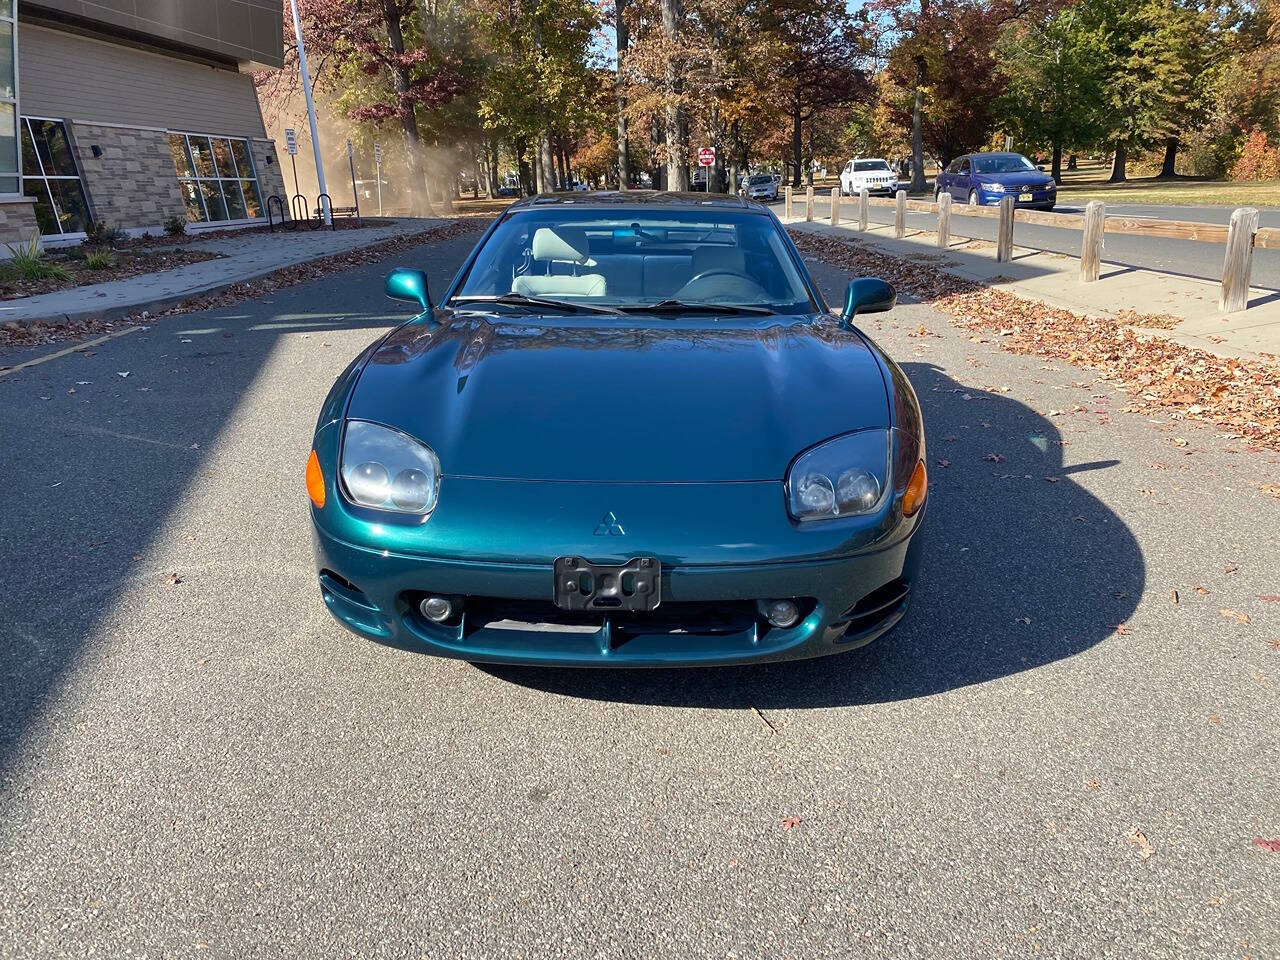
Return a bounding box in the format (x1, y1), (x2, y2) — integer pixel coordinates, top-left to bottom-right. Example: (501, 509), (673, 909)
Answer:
(451, 209), (815, 314)
(748, 175), (772, 184)
(973, 154), (1035, 174)
(853, 160), (890, 172)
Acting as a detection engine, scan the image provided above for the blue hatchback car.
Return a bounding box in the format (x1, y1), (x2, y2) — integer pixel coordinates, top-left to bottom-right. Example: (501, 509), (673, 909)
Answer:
(307, 193), (927, 668)
(935, 152), (1057, 210)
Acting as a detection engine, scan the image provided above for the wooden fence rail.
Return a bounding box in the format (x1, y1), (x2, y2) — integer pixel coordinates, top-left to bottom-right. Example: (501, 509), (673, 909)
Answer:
(799, 189), (1277, 314)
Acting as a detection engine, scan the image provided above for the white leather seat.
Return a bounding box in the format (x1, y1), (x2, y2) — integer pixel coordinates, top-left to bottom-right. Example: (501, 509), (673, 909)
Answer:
(512, 226), (607, 298)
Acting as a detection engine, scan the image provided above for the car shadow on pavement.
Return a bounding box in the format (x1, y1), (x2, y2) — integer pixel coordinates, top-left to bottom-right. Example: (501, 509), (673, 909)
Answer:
(483, 364), (1144, 708)
(0, 229), (482, 776)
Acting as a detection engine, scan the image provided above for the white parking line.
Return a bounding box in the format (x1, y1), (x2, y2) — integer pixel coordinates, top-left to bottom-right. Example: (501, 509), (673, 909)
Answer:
(0, 325), (141, 377)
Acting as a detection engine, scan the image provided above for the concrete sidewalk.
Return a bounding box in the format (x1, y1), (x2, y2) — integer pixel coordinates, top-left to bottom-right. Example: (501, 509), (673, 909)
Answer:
(786, 217), (1280, 361)
(0, 218), (440, 327)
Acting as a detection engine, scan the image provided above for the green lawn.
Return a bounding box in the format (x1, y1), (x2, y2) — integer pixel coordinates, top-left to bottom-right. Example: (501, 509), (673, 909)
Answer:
(1053, 161), (1280, 207)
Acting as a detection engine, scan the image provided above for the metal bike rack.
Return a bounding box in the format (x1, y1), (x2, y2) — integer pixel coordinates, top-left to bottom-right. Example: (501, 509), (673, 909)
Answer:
(315, 192), (336, 231)
(266, 195), (286, 232)
(291, 193), (311, 230)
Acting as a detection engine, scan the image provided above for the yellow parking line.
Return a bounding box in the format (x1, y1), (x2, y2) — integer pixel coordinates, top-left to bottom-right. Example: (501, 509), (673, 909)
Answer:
(0, 325), (141, 377)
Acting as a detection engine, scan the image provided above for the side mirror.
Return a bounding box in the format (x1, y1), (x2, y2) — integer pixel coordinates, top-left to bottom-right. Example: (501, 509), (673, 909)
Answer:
(1036, 164), (1046, 172)
(841, 277), (896, 325)
(385, 268), (430, 312)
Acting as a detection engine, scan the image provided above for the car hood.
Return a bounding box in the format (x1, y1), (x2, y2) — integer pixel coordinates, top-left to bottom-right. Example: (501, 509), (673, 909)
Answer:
(348, 314), (890, 483)
(976, 171), (1053, 188)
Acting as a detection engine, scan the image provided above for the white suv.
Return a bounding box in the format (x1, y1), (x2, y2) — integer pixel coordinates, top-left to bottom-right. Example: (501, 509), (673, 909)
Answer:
(840, 158), (898, 196)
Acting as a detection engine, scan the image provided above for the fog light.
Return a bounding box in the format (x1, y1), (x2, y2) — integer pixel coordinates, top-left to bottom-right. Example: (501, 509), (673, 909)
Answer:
(420, 596), (453, 622)
(765, 599), (800, 629)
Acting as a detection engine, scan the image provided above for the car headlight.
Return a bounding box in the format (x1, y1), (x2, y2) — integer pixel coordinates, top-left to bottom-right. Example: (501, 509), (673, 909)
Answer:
(340, 420), (441, 515)
(985, 182), (1005, 193)
(786, 430), (891, 521)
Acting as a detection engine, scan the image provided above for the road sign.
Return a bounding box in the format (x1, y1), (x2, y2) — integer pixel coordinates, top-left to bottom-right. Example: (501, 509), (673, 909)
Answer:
(284, 128), (298, 156)
(373, 142), (382, 165)
(697, 146), (715, 167)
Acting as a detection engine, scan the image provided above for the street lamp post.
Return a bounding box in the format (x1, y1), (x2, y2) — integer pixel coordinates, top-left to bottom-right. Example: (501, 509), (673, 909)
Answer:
(288, 0), (330, 225)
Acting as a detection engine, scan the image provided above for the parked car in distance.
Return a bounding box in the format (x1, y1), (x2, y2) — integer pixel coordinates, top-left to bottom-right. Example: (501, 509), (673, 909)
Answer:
(840, 158), (898, 196)
(740, 173), (779, 202)
(934, 152), (1056, 210)
(306, 192), (927, 667)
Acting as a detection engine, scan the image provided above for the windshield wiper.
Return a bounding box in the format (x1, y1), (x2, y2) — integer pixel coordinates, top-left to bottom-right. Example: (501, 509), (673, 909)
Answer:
(451, 294), (624, 316)
(623, 299), (776, 315)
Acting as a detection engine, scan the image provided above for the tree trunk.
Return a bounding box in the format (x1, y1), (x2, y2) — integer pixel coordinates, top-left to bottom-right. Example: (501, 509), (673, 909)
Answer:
(1051, 142), (1062, 183)
(515, 136), (532, 195)
(486, 135), (500, 196)
(790, 100), (803, 188)
(383, 11), (433, 217)
(1108, 141), (1127, 183)
(540, 134), (556, 192)
(660, 0), (688, 191)
(1159, 136), (1179, 178)
(616, 0), (630, 189)
(556, 141), (567, 190)
(910, 82), (926, 193)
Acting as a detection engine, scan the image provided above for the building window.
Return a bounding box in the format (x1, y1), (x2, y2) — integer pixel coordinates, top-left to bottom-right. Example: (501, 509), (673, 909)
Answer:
(0, 0), (18, 195)
(168, 133), (264, 223)
(21, 118), (92, 236)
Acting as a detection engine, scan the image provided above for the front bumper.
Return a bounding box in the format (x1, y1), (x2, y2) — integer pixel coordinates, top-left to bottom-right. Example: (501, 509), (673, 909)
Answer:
(979, 188), (1055, 208)
(312, 521), (924, 667)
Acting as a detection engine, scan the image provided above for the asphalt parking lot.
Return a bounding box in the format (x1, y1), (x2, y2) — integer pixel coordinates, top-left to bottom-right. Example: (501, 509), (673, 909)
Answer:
(1, 221), (1277, 958)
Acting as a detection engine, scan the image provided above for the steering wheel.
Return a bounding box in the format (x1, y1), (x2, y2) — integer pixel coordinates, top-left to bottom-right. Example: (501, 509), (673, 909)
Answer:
(675, 268), (769, 302)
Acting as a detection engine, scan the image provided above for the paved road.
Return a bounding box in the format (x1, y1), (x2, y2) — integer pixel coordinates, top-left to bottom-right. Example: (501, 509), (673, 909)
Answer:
(775, 197), (1280, 291)
(2, 225), (1278, 957)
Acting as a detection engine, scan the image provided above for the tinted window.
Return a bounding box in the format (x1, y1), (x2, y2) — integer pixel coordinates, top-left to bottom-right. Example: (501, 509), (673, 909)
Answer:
(853, 160), (890, 172)
(973, 154), (1035, 174)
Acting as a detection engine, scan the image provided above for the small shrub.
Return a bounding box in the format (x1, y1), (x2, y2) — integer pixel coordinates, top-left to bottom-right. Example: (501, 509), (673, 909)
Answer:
(163, 216), (187, 237)
(3, 233), (71, 283)
(1229, 128), (1280, 182)
(84, 220), (128, 245)
(85, 250), (117, 270)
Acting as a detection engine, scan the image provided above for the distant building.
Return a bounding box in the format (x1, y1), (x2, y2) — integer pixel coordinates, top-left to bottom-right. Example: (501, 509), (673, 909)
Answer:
(1, 0), (289, 247)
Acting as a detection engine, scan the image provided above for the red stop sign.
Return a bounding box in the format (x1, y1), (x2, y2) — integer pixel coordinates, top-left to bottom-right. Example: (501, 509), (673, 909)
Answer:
(697, 147), (716, 167)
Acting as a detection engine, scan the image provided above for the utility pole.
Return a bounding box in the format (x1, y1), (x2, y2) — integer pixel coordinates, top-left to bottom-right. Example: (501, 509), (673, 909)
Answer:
(289, 0), (330, 225)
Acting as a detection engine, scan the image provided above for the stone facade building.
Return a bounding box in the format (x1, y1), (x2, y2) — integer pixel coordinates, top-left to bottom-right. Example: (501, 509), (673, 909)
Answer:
(0, 0), (288, 250)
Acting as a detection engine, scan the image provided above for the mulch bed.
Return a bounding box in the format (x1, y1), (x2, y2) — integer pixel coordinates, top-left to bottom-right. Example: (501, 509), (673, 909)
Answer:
(0, 247), (222, 300)
(789, 229), (1280, 452)
(0, 218), (491, 353)
(116, 217), (395, 249)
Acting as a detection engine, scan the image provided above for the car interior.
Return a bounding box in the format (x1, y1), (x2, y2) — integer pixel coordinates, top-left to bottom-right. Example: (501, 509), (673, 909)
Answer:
(478, 220), (805, 305)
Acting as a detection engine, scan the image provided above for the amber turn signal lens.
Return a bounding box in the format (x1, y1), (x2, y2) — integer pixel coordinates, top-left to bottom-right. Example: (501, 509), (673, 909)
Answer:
(902, 460), (927, 517)
(306, 449), (325, 508)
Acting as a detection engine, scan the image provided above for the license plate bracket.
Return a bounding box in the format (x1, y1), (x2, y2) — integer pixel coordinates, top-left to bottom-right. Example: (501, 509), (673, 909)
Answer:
(554, 556), (661, 612)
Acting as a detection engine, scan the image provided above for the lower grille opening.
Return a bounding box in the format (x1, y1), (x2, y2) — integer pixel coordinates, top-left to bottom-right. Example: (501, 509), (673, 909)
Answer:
(833, 578), (910, 637)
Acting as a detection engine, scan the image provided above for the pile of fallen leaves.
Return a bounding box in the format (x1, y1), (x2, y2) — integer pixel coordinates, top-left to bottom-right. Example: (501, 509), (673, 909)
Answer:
(790, 230), (1280, 450)
(0, 218), (491, 352)
(0, 247), (222, 300)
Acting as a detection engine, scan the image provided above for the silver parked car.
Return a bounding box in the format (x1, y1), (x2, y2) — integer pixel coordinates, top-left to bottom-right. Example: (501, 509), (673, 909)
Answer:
(740, 173), (779, 202)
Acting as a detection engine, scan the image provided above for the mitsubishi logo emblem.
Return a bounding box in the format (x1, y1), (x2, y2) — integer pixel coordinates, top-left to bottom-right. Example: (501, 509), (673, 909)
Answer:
(594, 511), (626, 536)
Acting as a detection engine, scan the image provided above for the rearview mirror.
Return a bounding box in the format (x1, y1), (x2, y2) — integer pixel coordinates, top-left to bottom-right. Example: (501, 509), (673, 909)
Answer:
(841, 278), (896, 325)
(385, 268), (430, 312)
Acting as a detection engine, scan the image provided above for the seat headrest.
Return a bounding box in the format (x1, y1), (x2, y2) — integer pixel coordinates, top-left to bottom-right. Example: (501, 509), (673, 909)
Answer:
(692, 245), (746, 275)
(532, 226), (591, 263)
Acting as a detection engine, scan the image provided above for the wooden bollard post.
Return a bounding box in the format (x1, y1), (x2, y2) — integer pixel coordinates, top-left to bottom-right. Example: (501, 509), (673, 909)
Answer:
(1220, 206), (1259, 313)
(784, 185), (793, 221)
(1080, 201), (1104, 282)
(858, 188), (869, 231)
(830, 187), (840, 227)
(805, 185), (814, 222)
(996, 195), (1015, 262)
(894, 189), (906, 238)
(936, 191), (951, 248)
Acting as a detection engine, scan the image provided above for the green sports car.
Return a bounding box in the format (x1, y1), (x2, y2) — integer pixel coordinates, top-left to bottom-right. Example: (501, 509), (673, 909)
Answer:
(306, 192), (927, 667)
